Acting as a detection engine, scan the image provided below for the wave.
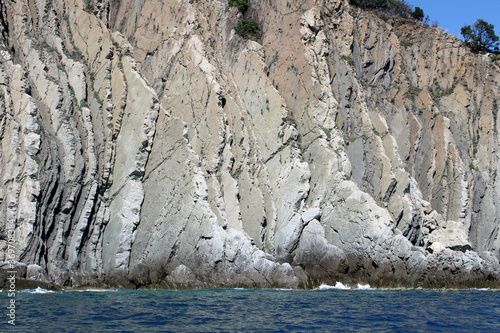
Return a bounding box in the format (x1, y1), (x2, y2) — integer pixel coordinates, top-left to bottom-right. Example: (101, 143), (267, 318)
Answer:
(356, 283), (372, 290)
(315, 282), (373, 290)
(75, 288), (118, 292)
(20, 287), (55, 294)
(316, 282), (351, 290)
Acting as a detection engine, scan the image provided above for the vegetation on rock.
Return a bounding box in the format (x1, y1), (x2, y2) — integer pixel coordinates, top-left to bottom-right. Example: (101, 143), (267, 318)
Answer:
(350, 0), (412, 17)
(411, 6), (424, 22)
(350, 0), (428, 22)
(229, 0), (260, 40)
(235, 19), (260, 39)
(461, 19), (499, 53)
(228, 0), (249, 13)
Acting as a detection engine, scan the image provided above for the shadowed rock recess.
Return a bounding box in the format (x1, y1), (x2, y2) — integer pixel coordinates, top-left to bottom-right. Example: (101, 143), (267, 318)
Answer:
(1, 0), (499, 289)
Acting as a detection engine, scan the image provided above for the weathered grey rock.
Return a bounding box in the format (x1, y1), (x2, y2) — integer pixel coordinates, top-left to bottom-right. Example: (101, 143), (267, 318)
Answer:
(26, 264), (50, 283)
(275, 213), (304, 258)
(429, 242), (446, 254)
(302, 208), (321, 223)
(293, 220), (348, 281)
(0, 262), (27, 279)
(164, 265), (201, 289)
(427, 221), (471, 250)
(129, 263), (150, 287)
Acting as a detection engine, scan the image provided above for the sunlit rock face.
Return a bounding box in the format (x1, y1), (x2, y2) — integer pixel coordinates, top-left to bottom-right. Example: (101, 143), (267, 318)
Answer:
(0, 0), (499, 289)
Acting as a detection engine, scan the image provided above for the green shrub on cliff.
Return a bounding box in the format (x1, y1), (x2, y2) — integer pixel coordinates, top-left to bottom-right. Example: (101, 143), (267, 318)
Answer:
(235, 19), (259, 39)
(350, 0), (420, 20)
(228, 0), (249, 13)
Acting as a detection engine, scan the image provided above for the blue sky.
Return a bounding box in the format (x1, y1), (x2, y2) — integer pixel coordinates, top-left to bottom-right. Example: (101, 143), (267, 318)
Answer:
(411, 0), (500, 38)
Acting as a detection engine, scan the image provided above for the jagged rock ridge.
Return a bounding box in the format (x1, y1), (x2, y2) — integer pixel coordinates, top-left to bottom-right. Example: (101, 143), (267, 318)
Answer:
(0, 0), (499, 289)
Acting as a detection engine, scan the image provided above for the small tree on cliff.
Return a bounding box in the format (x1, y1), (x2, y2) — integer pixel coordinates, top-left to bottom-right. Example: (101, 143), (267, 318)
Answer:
(228, 0), (249, 13)
(411, 7), (424, 22)
(461, 19), (499, 52)
(235, 19), (260, 39)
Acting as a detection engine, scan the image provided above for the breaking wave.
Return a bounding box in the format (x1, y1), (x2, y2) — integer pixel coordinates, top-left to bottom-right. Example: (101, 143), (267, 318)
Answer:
(356, 283), (372, 290)
(20, 287), (55, 294)
(316, 282), (351, 290)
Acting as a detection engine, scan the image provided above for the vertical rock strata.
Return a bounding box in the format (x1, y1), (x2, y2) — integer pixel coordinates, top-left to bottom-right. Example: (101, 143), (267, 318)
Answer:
(0, 0), (499, 289)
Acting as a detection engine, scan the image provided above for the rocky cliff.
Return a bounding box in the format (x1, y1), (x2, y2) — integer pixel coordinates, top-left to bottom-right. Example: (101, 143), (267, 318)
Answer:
(1, 0), (499, 289)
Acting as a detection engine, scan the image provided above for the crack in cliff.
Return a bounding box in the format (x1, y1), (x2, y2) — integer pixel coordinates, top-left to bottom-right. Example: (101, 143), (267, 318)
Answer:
(141, 138), (186, 183)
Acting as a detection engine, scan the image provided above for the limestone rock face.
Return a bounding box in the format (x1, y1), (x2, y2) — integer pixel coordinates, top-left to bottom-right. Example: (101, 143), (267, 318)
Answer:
(0, 0), (499, 289)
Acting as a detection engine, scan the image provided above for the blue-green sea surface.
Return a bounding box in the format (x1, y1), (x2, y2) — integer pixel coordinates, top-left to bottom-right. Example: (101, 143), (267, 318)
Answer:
(1, 287), (499, 332)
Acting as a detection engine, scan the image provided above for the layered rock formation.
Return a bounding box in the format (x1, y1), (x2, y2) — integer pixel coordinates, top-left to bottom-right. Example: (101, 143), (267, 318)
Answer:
(0, 0), (499, 289)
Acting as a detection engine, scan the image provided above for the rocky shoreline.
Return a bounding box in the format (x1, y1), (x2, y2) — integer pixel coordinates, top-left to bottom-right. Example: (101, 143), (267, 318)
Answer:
(3, 248), (499, 290)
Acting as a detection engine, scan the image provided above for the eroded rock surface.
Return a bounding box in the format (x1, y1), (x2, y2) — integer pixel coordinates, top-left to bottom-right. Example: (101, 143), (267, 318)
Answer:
(0, 0), (499, 289)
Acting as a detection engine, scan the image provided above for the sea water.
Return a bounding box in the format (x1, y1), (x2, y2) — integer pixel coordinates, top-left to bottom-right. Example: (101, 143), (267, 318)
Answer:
(1, 286), (499, 332)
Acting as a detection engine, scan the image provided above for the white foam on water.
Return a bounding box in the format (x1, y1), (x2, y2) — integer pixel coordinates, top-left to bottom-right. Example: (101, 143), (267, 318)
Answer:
(316, 283), (334, 290)
(20, 287), (54, 294)
(317, 282), (351, 290)
(356, 283), (372, 290)
(334, 282), (350, 290)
